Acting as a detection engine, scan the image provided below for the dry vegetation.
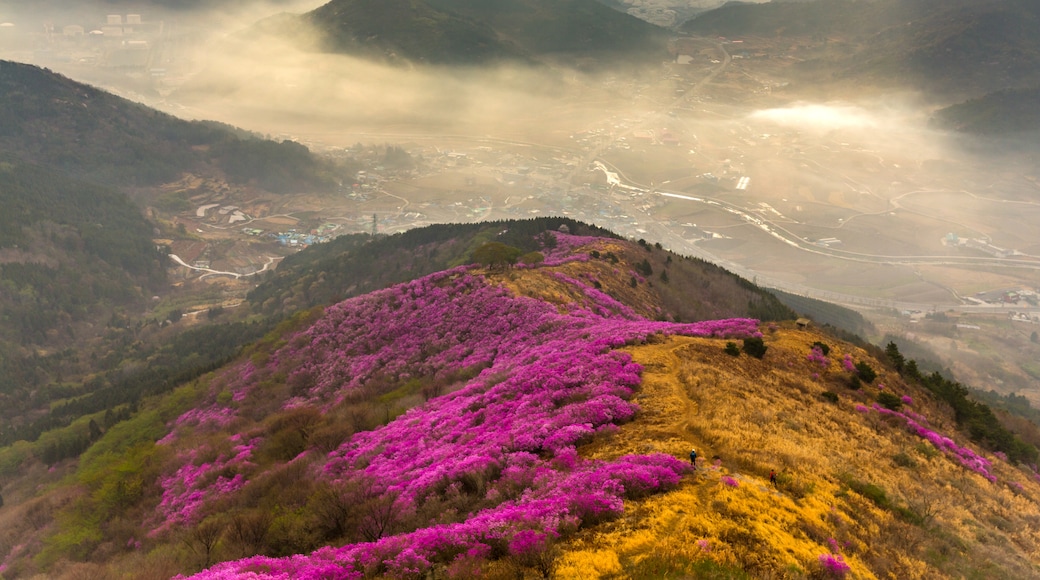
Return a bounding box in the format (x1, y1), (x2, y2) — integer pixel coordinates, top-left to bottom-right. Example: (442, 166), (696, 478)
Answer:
(557, 327), (1040, 579)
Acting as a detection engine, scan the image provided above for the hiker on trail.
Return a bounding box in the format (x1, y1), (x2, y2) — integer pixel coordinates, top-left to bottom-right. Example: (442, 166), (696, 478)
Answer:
(689, 448), (698, 468)
(769, 469), (777, 487)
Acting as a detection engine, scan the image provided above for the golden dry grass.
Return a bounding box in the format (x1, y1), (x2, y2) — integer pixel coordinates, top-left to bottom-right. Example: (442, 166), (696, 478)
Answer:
(489, 239), (665, 320)
(558, 327), (1040, 579)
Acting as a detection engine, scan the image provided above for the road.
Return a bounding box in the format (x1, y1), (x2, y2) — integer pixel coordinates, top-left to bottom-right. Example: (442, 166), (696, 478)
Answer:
(169, 254), (282, 279)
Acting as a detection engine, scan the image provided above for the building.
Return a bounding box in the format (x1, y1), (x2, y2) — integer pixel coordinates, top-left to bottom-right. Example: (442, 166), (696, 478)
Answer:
(964, 238), (1011, 258)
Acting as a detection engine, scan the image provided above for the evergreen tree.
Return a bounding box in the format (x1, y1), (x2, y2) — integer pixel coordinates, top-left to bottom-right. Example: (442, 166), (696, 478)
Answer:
(885, 342), (905, 373)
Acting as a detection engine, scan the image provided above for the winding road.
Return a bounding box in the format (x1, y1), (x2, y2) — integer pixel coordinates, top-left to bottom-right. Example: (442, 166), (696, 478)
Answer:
(169, 254), (282, 280)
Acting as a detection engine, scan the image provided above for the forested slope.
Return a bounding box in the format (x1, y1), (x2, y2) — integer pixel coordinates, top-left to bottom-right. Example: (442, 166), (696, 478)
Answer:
(0, 60), (348, 192)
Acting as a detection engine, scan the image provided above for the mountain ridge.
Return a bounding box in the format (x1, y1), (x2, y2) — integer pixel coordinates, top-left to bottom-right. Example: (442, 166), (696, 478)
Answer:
(682, 0), (1040, 99)
(294, 0), (671, 66)
(931, 86), (1040, 135)
(0, 60), (348, 193)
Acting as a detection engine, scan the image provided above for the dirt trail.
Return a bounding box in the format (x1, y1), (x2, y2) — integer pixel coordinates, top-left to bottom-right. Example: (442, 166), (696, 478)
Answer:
(614, 338), (726, 485)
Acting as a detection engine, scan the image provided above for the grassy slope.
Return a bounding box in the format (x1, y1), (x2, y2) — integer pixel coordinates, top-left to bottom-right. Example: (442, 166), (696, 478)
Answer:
(563, 329), (1040, 578)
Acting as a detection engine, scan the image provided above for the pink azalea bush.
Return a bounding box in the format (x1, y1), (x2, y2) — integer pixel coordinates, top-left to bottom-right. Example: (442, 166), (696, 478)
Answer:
(865, 404), (997, 482)
(542, 233), (606, 256)
(818, 552), (851, 578)
(159, 260), (761, 578)
(807, 346), (830, 368)
(548, 272), (639, 319)
(149, 436), (260, 536)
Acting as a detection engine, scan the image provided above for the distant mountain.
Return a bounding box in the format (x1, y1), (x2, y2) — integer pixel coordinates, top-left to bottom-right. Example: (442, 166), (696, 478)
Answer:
(297, 0), (670, 66)
(0, 60), (346, 192)
(0, 0), (306, 15)
(297, 0), (521, 64)
(682, 0), (1040, 98)
(598, 0), (772, 28)
(931, 86), (1040, 134)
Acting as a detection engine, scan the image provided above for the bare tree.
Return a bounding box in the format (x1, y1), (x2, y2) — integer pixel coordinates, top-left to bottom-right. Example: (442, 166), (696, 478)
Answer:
(347, 479), (404, 543)
(227, 511), (272, 555)
(308, 483), (356, 542)
(185, 518), (225, 568)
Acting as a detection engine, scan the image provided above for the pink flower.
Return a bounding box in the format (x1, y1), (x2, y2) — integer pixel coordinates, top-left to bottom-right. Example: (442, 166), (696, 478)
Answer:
(818, 553), (850, 578)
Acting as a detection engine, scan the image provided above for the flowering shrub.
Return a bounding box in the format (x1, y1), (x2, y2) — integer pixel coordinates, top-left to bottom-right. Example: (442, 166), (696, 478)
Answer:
(149, 437), (260, 536)
(865, 404), (997, 482)
(0, 543), (26, 576)
(721, 476), (740, 488)
(807, 346), (830, 368)
(548, 272), (639, 319)
(542, 233), (605, 256)
(160, 262), (761, 578)
(818, 553), (851, 578)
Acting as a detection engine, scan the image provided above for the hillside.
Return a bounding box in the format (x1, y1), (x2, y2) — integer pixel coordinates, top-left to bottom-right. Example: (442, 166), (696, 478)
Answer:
(247, 219), (794, 322)
(0, 60), (346, 192)
(0, 61), (359, 463)
(0, 158), (165, 330)
(0, 218), (791, 492)
(931, 86), (1040, 135)
(0, 159), (168, 437)
(1, 228), (1038, 579)
(682, 0), (1040, 98)
(298, 0), (670, 66)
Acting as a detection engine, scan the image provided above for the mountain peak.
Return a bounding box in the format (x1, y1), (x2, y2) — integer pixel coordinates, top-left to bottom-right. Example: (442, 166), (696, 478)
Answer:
(300, 0), (670, 66)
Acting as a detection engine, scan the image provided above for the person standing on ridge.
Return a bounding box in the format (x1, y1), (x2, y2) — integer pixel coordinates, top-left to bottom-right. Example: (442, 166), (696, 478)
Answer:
(769, 469), (777, 487)
(689, 448), (698, 469)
